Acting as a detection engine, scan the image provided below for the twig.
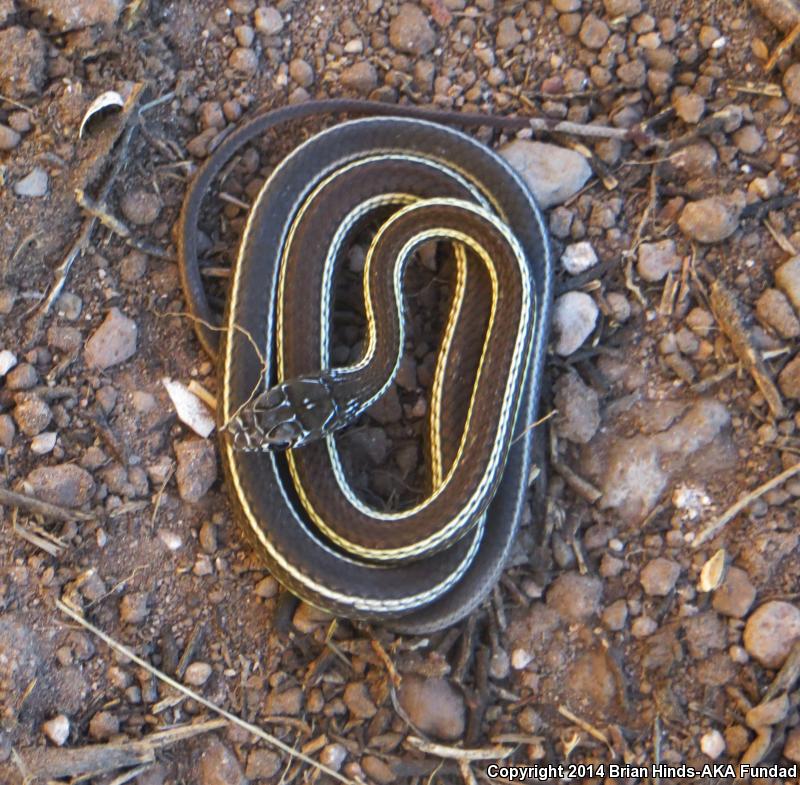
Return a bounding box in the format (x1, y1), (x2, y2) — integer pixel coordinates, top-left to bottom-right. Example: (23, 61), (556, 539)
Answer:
(710, 280), (785, 419)
(405, 737), (513, 761)
(370, 638), (402, 689)
(765, 20), (800, 72)
(13, 521), (64, 557)
(55, 601), (359, 785)
(558, 705), (613, 753)
(0, 486), (94, 522)
(693, 461), (800, 547)
(762, 639), (800, 703)
(527, 117), (641, 142)
(0, 93), (31, 111)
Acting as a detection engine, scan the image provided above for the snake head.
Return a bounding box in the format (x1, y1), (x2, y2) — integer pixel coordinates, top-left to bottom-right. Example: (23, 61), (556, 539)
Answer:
(227, 374), (341, 451)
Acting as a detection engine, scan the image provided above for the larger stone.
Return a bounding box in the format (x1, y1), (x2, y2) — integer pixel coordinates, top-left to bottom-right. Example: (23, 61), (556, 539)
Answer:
(678, 194), (744, 243)
(198, 736), (246, 785)
(0, 26), (46, 98)
(398, 676), (465, 741)
(552, 291), (598, 356)
(640, 558), (681, 596)
(712, 566), (756, 618)
(25, 463), (95, 507)
(744, 601), (800, 669)
(784, 63), (800, 106)
(775, 256), (800, 312)
(175, 438), (217, 503)
(499, 140), (592, 208)
(19, 0), (122, 30)
(546, 572), (602, 622)
(389, 3), (435, 55)
(85, 308), (137, 369)
(554, 369), (600, 444)
(637, 239), (680, 282)
(778, 355), (800, 400)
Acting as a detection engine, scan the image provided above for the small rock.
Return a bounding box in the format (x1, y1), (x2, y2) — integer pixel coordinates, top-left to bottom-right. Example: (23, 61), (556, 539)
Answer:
(88, 710), (119, 741)
(499, 140), (592, 208)
(631, 616), (657, 637)
(343, 682), (377, 719)
(496, 17), (521, 49)
(25, 463), (94, 506)
(246, 749), (281, 779)
(229, 47), (258, 75)
(340, 61), (378, 93)
(745, 694), (789, 729)
(637, 239), (680, 282)
(640, 557), (681, 596)
(674, 92), (705, 124)
(756, 288), (800, 339)
(265, 686), (303, 715)
(733, 125), (763, 154)
(0, 123), (20, 150)
(184, 662), (213, 686)
(700, 729), (725, 760)
(389, 3), (436, 55)
(254, 5), (283, 35)
(678, 194), (744, 243)
(775, 256), (800, 312)
(0, 414), (15, 448)
(0, 26), (46, 98)
(42, 715), (70, 746)
(743, 601), (800, 668)
(175, 438), (217, 502)
(607, 292), (630, 322)
(397, 676), (465, 741)
(120, 189), (161, 226)
(712, 566), (756, 618)
(31, 431), (57, 454)
(120, 592), (149, 625)
(199, 521), (217, 553)
(602, 599), (628, 631)
(85, 308), (137, 369)
(320, 743), (347, 770)
(361, 756), (394, 785)
(683, 610), (726, 659)
(725, 725), (750, 757)
(289, 58), (313, 87)
(119, 251), (148, 282)
(778, 355), (800, 399)
(579, 14), (609, 49)
(21, 0), (122, 31)
(552, 291), (598, 356)
(546, 571), (602, 622)
(56, 291), (82, 320)
(199, 736), (246, 785)
(603, 0), (641, 15)
(6, 362), (37, 390)
(254, 576), (278, 599)
(561, 241), (597, 275)
(14, 167), (49, 197)
(785, 728), (800, 763)
(293, 601), (333, 632)
(554, 369), (600, 444)
(784, 63), (800, 106)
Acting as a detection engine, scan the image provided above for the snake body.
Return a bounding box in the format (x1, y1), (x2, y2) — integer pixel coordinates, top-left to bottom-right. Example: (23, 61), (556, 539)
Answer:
(178, 100), (553, 633)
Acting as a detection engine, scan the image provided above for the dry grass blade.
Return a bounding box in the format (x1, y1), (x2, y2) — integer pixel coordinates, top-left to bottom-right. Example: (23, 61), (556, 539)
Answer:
(406, 737), (513, 760)
(557, 705), (613, 753)
(0, 486), (94, 522)
(55, 601), (360, 785)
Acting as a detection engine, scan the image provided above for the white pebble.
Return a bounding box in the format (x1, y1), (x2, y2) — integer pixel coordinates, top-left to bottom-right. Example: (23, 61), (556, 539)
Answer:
(553, 291), (599, 356)
(184, 661), (213, 686)
(31, 431), (57, 454)
(0, 349), (17, 377)
(511, 648), (532, 669)
(158, 530), (183, 551)
(700, 729), (725, 759)
(560, 241), (598, 275)
(42, 714), (70, 746)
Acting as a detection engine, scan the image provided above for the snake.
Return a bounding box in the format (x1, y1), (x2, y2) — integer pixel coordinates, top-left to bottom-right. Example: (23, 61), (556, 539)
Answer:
(177, 99), (553, 633)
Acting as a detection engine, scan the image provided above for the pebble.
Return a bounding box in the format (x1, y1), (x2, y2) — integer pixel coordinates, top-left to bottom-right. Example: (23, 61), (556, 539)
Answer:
(0, 349), (17, 376)
(700, 729), (725, 759)
(640, 557), (681, 596)
(184, 662), (213, 686)
(678, 194), (744, 243)
(289, 58), (313, 88)
(265, 686), (303, 715)
(397, 676), (465, 741)
(292, 601), (333, 632)
(674, 92), (705, 124)
(120, 188), (161, 226)
(229, 47), (258, 75)
(499, 140), (592, 208)
(607, 292), (631, 322)
(743, 601), (800, 668)
(785, 728), (800, 763)
(361, 756), (394, 785)
(560, 241), (597, 275)
(637, 239), (680, 282)
(343, 682), (377, 718)
(42, 714), (70, 746)
(631, 616), (657, 637)
(56, 291), (83, 320)
(496, 17), (521, 50)
(389, 3), (436, 55)
(775, 256), (800, 312)
(733, 125), (763, 154)
(119, 592), (149, 625)
(683, 611), (726, 659)
(245, 749), (281, 779)
(756, 288), (800, 339)
(340, 61), (378, 93)
(712, 566), (756, 618)
(579, 15), (609, 49)
(320, 743), (347, 771)
(254, 576), (278, 598)
(553, 369), (600, 444)
(745, 694), (789, 729)
(778, 355), (800, 399)
(88, 710), (119, 740)
(0, 123), (20, 150)
(546, 572), (602, 622)
(119, 251), (148, 283)
(85, 308), (137, 369)
(175, 438), (217, 502)
(254, 5), (283, 35)
(6, 362), (37, 390)
(25, 463), (95, 507)
(602, 599), (628, 631)
(552, 291), (599, 356)
(199, 521), (217, 553)
(199, 736), (246, 785)
(0, 27), (46, 98)
(14, 167), (49, 197)
(0, 414), (15, 448)
(604, 0), (641, 14)
(783, 63), (800, 106)
(31, 431), (57, 454)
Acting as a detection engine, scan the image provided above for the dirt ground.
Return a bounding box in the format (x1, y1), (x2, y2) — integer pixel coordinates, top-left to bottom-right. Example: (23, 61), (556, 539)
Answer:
(1, 0), (800, 783)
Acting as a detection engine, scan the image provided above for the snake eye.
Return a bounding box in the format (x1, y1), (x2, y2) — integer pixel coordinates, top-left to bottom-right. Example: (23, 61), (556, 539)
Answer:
(267, 421), (305, 448)
(256, 386), (287, 411)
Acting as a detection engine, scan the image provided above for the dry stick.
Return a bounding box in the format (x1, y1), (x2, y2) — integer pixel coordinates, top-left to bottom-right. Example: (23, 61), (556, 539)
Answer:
(406, 737), (513, 761)
(18, 718), (227, 780)
(557, 705), (613, 753)
(0, 486), (94, 522)
(765, 20), (800, 71)
(55, 600), (359, 785)
(763, 640), (800, 702)
(709, 280), (786, 419)
(693, 461), (800, 547)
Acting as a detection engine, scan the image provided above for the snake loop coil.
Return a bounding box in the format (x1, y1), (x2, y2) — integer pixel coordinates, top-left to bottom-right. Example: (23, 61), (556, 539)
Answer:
(178, 100), (553, 633)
